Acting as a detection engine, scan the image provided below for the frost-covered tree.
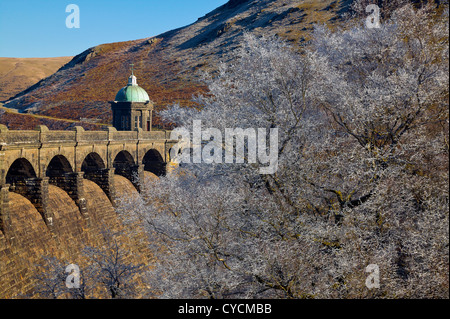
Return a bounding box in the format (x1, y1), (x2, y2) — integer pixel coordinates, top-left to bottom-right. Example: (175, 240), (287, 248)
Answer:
(118, 2), (449, 299)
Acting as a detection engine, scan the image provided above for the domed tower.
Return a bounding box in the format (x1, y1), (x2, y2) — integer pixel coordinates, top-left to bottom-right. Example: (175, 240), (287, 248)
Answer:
(109, 67), (153, 131)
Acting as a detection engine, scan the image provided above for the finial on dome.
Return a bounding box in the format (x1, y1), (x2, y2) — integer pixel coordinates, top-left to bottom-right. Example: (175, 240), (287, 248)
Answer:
(114, 64), (150, 102)
(128, 74), (137, 86)
(128, 63), (138, 86)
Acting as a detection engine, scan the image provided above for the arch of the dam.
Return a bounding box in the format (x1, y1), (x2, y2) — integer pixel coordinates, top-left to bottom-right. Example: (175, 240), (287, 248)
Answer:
(0, 124), (177, 242)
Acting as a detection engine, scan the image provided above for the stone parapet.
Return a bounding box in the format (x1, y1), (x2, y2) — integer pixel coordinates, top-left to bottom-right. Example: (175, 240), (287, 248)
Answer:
(0, 123), (178, 240)
(0, 125), (174, 149)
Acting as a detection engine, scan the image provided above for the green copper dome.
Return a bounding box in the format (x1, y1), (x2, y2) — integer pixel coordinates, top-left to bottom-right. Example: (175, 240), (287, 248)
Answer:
(115, 74), (150, 102)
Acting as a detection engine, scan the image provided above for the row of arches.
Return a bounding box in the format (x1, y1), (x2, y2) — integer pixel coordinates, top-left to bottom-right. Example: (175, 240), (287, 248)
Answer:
(5, 149), (165, 189)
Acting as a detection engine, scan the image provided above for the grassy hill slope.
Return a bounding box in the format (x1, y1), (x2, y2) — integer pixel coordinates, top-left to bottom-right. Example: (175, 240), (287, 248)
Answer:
(0, 57), (72, 101)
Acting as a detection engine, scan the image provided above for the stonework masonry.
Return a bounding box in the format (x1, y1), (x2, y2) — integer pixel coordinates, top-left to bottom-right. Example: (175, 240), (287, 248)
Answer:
(0, 124), (177, 298)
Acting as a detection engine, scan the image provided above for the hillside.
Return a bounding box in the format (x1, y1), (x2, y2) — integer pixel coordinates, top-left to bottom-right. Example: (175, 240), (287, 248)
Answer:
(0, 57), (72, 101)
(2, 0), (353, 129)
(0, 104), (105, 130)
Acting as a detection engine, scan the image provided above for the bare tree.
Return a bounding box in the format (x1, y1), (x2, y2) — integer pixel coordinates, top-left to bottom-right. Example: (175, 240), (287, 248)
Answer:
(31, 228), (145, 299)
(31, 256), (68, 299)
(82, 228), (145, 299)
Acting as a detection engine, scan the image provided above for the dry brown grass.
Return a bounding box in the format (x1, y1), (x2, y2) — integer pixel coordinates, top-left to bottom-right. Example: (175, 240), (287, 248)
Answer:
(0, 105), (104, 130)
(0, 57), (72, 101)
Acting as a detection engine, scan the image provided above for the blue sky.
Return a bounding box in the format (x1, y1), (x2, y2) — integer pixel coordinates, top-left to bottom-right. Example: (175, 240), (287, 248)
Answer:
(0, 0), (228, 58)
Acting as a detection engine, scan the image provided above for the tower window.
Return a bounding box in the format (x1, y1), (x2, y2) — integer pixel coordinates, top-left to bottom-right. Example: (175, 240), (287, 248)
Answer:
(121, 116), (128, 130)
